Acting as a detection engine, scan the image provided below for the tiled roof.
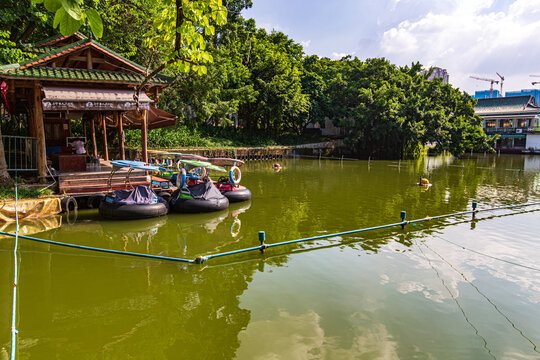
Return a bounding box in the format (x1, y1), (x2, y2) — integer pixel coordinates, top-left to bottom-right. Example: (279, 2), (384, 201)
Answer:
(0, 67), (172, 85)
(0, 37), (172, 86)
(32, 33), (87, 47)
(23, 46), (58, 55)
(475, 96), (540, 116)
(15, 39), (91, 69)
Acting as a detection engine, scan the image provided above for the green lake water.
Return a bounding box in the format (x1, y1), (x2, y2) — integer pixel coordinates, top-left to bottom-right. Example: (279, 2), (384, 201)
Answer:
(1, 154), (540, 359)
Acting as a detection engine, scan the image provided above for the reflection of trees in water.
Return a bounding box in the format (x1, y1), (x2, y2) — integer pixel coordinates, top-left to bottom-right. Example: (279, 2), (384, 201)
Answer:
(14, 244), (258, 358)
(243, 155), (539, 256)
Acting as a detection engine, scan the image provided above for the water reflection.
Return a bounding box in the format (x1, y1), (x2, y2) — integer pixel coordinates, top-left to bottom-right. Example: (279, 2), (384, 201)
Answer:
(0, 215), (62, 240)
(2, 155), (540, 358)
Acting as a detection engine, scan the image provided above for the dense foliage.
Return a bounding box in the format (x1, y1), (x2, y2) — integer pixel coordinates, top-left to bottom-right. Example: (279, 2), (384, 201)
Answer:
(124, 123), (322, 148)
(0, 0), (491, 161)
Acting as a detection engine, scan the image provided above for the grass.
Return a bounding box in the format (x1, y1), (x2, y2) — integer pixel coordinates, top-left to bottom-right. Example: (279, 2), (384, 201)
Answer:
(0, 185), (54, 201)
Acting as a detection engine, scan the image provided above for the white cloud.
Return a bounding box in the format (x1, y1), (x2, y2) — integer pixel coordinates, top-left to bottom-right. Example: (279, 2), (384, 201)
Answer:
(379, 0), (540, 93)
(331, 51), (356, 60)
(300, 40), (311, 48)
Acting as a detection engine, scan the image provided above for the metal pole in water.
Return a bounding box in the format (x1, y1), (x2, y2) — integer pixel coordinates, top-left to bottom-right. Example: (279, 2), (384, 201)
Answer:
(400, 211), (407, 229)
(472, 202), (477, 219)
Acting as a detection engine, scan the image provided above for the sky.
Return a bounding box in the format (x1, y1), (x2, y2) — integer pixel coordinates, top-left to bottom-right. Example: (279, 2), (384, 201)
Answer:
(242, 0), (540, 95)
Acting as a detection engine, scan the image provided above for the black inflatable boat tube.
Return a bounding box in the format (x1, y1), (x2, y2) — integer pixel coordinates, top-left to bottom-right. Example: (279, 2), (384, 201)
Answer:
(99, 201), (168, 220)
(170, 197), (229, 213)
(222, 188), (251, 203)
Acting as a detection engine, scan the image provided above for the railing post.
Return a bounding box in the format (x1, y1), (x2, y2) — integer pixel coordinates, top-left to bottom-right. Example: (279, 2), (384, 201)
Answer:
(400, 211), (407, 229)
(472, 202), (477, 219)
(259, 231), (266, 254)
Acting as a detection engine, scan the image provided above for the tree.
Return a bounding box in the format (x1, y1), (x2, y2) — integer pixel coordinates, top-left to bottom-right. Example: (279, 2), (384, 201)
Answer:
(306, 56), (490, 158)
(0, 121), (11, 186)
(238, 29), (309, 134)
(31, 0), (103, 38)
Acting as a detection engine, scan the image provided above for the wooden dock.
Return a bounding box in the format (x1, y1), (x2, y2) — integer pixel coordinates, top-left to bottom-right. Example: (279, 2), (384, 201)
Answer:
(58, 161), (150, 196)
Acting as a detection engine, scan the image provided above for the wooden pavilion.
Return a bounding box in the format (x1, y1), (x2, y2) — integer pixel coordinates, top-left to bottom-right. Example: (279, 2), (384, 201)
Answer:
(0, 33), (176, 182)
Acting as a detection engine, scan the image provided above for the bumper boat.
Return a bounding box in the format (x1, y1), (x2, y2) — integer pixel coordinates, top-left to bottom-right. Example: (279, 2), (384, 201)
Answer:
(168, 159), (229, 213)
(208, 158), (251, 203)
(98, 160), (168, 220)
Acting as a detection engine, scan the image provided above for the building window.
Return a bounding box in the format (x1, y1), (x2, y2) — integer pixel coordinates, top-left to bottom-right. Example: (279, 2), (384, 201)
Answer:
(517, 119), (529, 128)
(499, 119), (512, 128)
(486, 120), (496, 128)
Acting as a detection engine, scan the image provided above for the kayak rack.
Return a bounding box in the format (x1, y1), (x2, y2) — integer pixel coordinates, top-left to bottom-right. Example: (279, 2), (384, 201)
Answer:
(2, 201), (539, 265)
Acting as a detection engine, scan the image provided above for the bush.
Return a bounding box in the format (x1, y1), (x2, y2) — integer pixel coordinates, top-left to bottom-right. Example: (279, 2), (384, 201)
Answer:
(0, 185), (54, 200)
(124, 124), (325, 149)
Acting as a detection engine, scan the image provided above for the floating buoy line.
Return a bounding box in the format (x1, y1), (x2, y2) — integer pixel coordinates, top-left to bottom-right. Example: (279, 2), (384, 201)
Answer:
(2, 202), (539, 266)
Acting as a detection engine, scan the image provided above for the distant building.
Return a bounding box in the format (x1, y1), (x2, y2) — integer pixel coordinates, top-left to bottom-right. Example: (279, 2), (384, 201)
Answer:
(473, 90), (501, 99)
(475, 95), (540, 152)
(505, 89), (540, 107)
(423, 67), (449, 84)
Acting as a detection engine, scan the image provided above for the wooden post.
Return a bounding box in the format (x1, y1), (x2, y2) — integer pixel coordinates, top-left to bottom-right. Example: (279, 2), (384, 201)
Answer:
(141, 110), (148, 162)
(90, 116), (97, 157)
(101, 113), (109, 161)
(116, 111), (125, 160)
(32, 81), (47, 182)
(86, 50), (93, 70)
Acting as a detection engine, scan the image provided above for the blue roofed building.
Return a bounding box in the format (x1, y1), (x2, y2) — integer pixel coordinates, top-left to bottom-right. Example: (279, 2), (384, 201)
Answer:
(473, 90), (501, 99)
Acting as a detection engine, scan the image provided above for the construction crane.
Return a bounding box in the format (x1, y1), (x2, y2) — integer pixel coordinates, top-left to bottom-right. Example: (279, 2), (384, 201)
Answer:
(496, 72), (504, 95)
(470, 76), (499, 98)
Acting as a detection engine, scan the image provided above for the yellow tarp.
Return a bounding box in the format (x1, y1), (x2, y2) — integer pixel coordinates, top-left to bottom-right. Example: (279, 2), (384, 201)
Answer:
(0, 197), (62, 222)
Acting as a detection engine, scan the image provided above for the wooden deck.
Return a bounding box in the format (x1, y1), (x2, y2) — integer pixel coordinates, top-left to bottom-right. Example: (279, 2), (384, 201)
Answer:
(58, 160), (150, 196)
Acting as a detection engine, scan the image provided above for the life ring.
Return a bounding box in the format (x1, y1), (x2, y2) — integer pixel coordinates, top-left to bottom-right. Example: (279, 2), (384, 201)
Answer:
(189, 167), (207, 180)
(176, 168), (187, 188)
(229, 166), (241, 184)
(230, 218), (241, 237)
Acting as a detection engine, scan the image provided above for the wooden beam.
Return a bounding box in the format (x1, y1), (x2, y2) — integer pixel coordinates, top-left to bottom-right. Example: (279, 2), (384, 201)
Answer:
(69, 56), (105, 64)
(115, 111), (125, 160)
(101, 113), (109, 161)
(32, 81), (47, 182)
(86, 50), (93, 70)
(141, 110), (148, 162)
(90, 117), (97, 157)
